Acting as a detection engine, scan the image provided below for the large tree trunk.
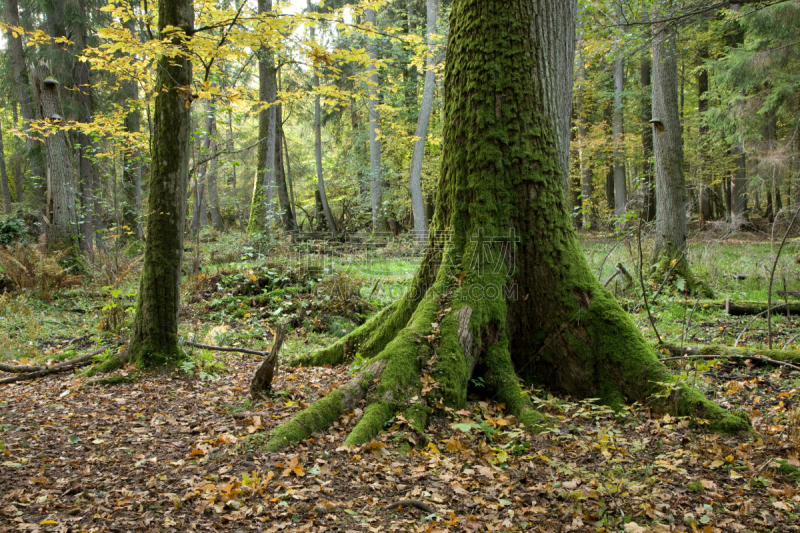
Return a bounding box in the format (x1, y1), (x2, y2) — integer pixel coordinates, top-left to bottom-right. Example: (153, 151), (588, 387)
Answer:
(247, 0), (278, 236)
(265, 0), (745, 452)
(128, 0), (193, 367)
(31, 62), (78, 247)
(612, 3), (627, 219)
(3, 0), (45, 206)
(640, 57), (656, 222)
(309, 1), (337, 237)
(408, 0), (438, 242)
(366, 8), (385, 233)
(651, 10), (687, 264)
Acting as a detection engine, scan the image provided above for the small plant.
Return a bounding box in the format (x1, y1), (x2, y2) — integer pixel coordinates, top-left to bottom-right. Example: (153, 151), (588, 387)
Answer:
(98, 286), (135, 331)
(0, 237), (83, 300)
(181, 348), (226, 380)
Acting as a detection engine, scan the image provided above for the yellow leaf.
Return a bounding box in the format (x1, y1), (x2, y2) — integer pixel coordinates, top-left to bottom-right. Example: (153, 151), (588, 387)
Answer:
(40, 520), (58, 525)
(710, 459), (724, 468)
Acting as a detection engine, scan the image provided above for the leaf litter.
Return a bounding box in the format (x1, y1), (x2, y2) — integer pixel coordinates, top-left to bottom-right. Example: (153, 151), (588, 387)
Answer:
(2, 341), (800, 532)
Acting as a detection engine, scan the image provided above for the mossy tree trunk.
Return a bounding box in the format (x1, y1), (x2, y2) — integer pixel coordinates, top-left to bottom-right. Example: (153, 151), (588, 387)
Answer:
(127, 0), (193, 368)
(265, 0), (747, 453)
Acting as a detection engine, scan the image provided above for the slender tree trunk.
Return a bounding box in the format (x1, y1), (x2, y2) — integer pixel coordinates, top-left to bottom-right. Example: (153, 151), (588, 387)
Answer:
(366, 8), (384, 233)
(274, 104), (295, 231)
(309, 2), (337, 236)
(128, 0), (194, 367)
(730, 143), (748, 228)
(4, 0), (45, 205)
(651, 7), (687, 264)
(408, 0), (437, 241)
(31, 62), (78, 247)
(641, 57), (656, 221)
(612, 3), (627, 219)
(122, 18), (143, 241)
(267, 0), (745, 452)
(75, 0), (95, 253)
(577, 26), (595, 229)
(205, 104), (223, 231)
(0, 124), (10, 214)
(697, 44), (711, 223)
(282, 129), (297, 224)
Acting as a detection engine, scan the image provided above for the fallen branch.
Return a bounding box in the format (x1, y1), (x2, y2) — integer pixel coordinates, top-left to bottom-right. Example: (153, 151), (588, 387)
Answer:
(184, 341), (268, 357)
(0, 362), (44, 373)
(0, 347), (113, 385)
(661, 354), (800, 373)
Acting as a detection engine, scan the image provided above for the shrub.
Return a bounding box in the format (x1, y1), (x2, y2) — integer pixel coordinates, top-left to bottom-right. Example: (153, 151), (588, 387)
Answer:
(0, 237), (83, 300)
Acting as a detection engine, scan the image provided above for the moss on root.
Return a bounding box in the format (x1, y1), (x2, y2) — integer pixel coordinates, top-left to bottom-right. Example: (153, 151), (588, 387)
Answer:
(676, 386), (752, 434)
(266, 360), (386, 452)
(776, 460), (800, 485)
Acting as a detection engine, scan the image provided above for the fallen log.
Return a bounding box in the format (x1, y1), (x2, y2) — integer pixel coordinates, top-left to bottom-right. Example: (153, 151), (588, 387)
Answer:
(0, 347), (112, 385)
(663, 344), (800, 370)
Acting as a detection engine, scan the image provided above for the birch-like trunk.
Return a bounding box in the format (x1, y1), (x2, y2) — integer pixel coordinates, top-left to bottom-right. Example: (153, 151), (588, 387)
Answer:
(408, 0), (438, 241)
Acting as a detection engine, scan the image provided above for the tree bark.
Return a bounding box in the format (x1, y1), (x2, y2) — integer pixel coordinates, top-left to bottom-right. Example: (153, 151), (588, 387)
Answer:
(651, 7), (687, 264)
(309, 1), (337, 237)
(122, 19), (143, 241)
(31, 62), (78, 247)
(74, 0), (95, 253)
(3, 0), (45, 205)
(247, 0), (278, 236)
(0, 124), (10, 214)
(128, 0), (194, 367)
(206, 105), (224, 231)
(366, 8), (385, 233)
(267, 0), (745, 452)
(697, 45), (712, 223)
(408, 0), (437, 242)
(612, 3), (627, 219)
(640, 57), (656, 222)
(576, 21), (595, 229)
(274, 104), (295, 231)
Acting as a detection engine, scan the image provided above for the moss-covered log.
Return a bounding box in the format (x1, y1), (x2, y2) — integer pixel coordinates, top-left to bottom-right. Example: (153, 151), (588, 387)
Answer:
(268, 0), (748, 451)
(665, 344), (800, 365)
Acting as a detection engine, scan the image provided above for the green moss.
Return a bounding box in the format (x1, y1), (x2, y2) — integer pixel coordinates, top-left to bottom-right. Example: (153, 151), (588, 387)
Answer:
(776, 460), (800, 485)
(483, 335), (543, 427)
(677, 386), (751, 434)
(402, 404), (430, 435)
(266, 388), (347, 452)
(686, 481), (704, 493)
(84, 373), (138, 386)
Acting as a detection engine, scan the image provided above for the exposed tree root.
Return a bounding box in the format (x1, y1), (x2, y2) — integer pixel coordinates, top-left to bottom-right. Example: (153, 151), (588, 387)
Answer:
(184, 341), (270, 357)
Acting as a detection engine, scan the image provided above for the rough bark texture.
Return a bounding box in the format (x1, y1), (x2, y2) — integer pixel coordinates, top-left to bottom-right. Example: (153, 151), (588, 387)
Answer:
(128, 0), (193, 367)
(366, 8), (385, 233)
(75, 0), (96, 252)
(612, 4), (627, 219)
(3, 0), (45, 202)
(651, 13), (686, 264)
(31, 62), (78, 247)
(408, 0), (437, 241)
(267, 0), (745, 452)
(247, 0), (278, 236)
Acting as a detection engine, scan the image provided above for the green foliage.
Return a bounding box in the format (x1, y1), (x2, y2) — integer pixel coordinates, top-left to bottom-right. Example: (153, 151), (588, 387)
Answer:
(181, 348), (227, 381)
(0, 215), (26, 247)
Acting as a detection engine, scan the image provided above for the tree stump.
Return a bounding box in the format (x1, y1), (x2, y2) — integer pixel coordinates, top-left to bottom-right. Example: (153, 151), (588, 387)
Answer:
(250, 324), (287, 400)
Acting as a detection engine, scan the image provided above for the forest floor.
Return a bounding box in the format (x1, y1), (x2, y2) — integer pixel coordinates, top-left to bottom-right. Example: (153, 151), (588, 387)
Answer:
(2, 227), (800, 532)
